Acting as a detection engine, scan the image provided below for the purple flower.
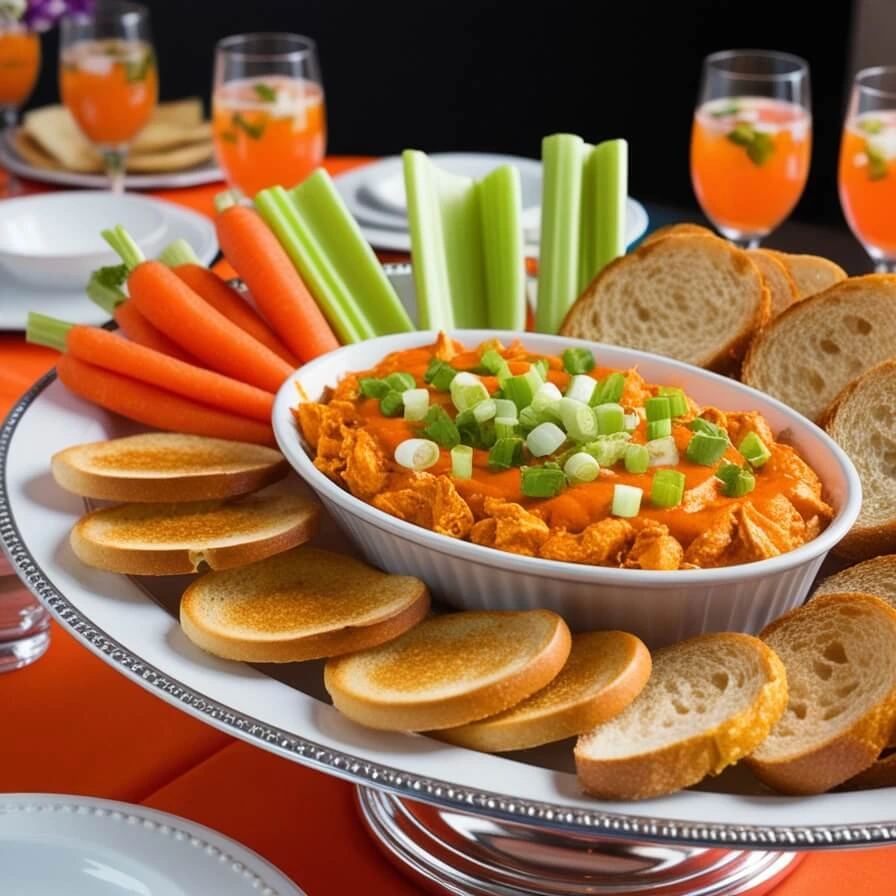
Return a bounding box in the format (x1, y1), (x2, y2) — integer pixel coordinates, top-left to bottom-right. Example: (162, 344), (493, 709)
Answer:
(22, 0), (93, 31)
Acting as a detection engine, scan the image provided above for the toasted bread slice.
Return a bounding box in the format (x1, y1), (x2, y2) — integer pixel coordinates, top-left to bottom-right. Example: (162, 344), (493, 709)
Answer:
(71, 490), (319, 575)
(436, 630), (651, 752)
(324, 610), (572, 731)
(823, 360), (896, 560)
(813, 556), (896, 609)
(747, 249), (798, 319)
(180, 546), (429, 663)
(52, 433), (288, 503)
(560, 234), (770, 372)
(574, 633), (787, 800)
(640, 222), (716, 245)
(760, 250), (847, 300)
(741, 274), (896, 422)
(746, 593), (896, 795)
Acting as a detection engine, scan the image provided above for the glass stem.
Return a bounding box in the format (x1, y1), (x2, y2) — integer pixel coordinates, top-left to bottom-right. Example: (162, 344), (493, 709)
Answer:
(1, 105), (23, 196)
(103, 146), (128, 194)
(874, 259), (896, 274)
(728, 235), (762, 251)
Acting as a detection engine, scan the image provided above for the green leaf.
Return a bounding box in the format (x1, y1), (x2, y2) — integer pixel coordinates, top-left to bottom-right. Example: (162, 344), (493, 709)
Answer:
(252, 82), (277, 103)
(710, 102), (741, 118)
(94, 263), (129, 289)
(218, 131), (237, 144)
(232, 112), (266, 140)
(125, 47), (156, 83)
(859, 117), (884, 135)
(747, 131), (775, 166)
(866, 142), (889, 181)
(726, 121), (755, 148)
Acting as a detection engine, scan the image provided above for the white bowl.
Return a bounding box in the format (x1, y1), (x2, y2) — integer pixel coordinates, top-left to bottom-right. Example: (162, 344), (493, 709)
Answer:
(0, 191), (168, 290)
(273, 330), (862, 648)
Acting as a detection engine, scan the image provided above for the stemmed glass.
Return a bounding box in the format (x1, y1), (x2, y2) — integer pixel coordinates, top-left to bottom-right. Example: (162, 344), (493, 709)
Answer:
(838, 66), (896, 272)
(212, 32), (326, 198)
(690, 50), (812, 248)
(0, 21), (41, 194)
(59, 0), (157, 193)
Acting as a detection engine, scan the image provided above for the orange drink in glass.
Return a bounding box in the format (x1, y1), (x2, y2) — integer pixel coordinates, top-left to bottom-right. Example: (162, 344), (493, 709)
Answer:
(838, 67), (896, 269)
(690, 51), (811, 248)
(0, 28), (40, 108)
(213, 33), (326, 197)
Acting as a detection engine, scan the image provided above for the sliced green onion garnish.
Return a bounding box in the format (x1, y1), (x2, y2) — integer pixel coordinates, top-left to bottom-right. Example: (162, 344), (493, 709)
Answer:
(611, 483), (642, 518)
(503, 368), (543, 411)
(651, 469), (685, 508)
(531, 381), (563, 413)
(394, 438), (440, 471)
(562, 347), (596, 375)
(422, 406), (460, 449)
(624, 443), (649, 474)
(715, 461), (756, 497)
(495, 398), (518, 420)
(403, 388), (430, 421)
(739, 431), (771, 468)
(473, 398), (497, 423)
(594, 402), (625, 435)
(558, 398), (598, 442)
(564, 451), (600, 484)
(565, 374), (597, 405)
(380, 390), (404, 417)
(450, 444), (473, 479)
(689, 417), (728, 439)
(659, 387), (689, 417)
(495, 417), (520, 439)
(645, 396), (671, 421)
(480, 349), (506, 374)
(424, 358), (457, 391)
(450, 372), (490, 412)
(623, 412), (640, 432)
(532, 359), (550, 381)
(591, 372), (625, 405)
(385, 371), (417, 392)
(686, 431), (729, 466)
(580, 432), (631, 466)
(488, 437), (525, 470)
(521, 463), (567, 498)
(646, 436), (679, 467)
(646, 418), (672, 441)
(519, 407), (539, 432)
(360, 377), (389, 399)
(526, 421), (566, 457)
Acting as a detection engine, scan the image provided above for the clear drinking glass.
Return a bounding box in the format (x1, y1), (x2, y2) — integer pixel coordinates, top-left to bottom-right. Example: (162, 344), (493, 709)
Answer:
(212, 32), (326, 197)
(0, 22), (41, 195)
(59, 1), (157, 193)
(0, 556), (49, 673)
(690, 49), (812, 248)
(838, 66), (896, 272)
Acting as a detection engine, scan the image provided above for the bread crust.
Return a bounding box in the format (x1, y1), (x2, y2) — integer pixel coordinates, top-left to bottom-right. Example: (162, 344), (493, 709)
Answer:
(838, 750), (896, 791)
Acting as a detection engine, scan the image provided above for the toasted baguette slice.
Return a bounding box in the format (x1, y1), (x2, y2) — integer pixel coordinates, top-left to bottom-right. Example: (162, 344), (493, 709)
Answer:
(746, 593), (896, 795)
(324, 610), (572, 731)
(560, 234), (770, 372)
(436, 630), (651, 752)
(574, 633), (787, 800)
(640, 222), (716, 245)
(180, 546), (429, 663)
(813, 556), (896, 609)
(742, 274), (896, 422)
(760, 250), (847, 300)
(71, 491), (319, 575)
(746, 249), (798, 319)
(823, 360), (896, 560)
(840, 749), (896, 790)
(52, 433), (288, 503)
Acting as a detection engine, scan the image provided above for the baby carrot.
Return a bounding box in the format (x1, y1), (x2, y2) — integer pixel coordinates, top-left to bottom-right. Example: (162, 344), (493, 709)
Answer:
(56, 354), (275, 446)
(215, 203), (340, 362)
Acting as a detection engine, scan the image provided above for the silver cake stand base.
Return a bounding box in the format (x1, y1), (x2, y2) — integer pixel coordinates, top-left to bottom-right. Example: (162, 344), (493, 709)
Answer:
(356, 786), (803, 895)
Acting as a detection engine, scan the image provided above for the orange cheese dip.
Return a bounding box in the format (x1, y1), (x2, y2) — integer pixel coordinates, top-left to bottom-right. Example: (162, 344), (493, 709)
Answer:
(295, 336), (833, 570)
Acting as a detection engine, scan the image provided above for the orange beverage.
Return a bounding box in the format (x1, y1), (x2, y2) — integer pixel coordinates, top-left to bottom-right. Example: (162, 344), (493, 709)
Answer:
(212, 76), (325, 196)
(691, 97), (811, 237)
(0, 30), (40, 107)
(838, 111), (896, 257)
(60, 38), (157, 145)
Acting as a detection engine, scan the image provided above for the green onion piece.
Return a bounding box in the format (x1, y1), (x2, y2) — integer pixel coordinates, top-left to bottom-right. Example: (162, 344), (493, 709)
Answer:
(645, 396), (671, 421)
(527, 422), (566, 457)
(562, 347), (596, 375)
(521, 464), (567, 498)
(739, 431), (771, 468)
(564, 451), (600, 484)
(594, 402), (625, 435)
(456, 409), (495, 450)
(558, 398), (598, 442)
(591, 372), (626, 405)
(495, 417), (520, 439)
(473, 398), (497, 423)
(646, 436), (679, 467)
(715, 460), (740, 488)
(424, 358), (457, 391)
(450, 372), (490, 412)
(531, 381), (563, 413)
(451, 445), (473, 479)
(403, 388), (430, 422)
(360, 377), (390, 399)
(611, 483), (642, 518)
(385, 371), (417, 393)
(659, 387), (689, 417)
(651, 469), (686, 508)
(580, 433), (631, 466)
(488, 437), (525, 470)
(422, 406), (460, 449)
(624, 443), (649, 474)
(394, 438), (440, 471)
(623, 412), (640, 432)
(503, 368), (542, 411)
(532, 358), (550, 381)
(646, 418), (672, 441)
(480, 349), (507, 375)
(380, 390), (404, 417)
(519, 407), (540, 432)
(495, 399), (518, 420)
(565, 374), (597, 405)
(689, 417), (728, 439)
(715, 461), (756, 498)
(686, 431), (729, 466)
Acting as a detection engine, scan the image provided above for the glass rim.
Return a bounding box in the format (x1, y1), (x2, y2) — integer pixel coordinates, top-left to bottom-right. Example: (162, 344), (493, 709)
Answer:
(215, 32), (317, 62)
(853, 65), (896, 100)
(704, 48), (809, 81)
(63, 0), (149, 25)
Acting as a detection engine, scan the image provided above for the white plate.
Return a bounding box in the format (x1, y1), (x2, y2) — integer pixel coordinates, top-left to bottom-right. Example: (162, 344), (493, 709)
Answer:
(0, 198), (217, 330)
(0, 794), (305, 896)
(0, 129), (224, 191)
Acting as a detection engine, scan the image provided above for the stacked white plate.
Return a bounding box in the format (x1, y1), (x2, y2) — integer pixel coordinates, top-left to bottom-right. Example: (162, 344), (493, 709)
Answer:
(332, 152), (649, 253)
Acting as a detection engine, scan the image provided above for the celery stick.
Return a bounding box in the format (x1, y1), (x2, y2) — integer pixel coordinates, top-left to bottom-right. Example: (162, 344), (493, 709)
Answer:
(593, 138), (628, 276)
(535, 134), (585, 334)
(578, 142), (598, 294)
(158, 238), (200, 268)
(288, 169), (413, 336)
(478, 165), (525, 330)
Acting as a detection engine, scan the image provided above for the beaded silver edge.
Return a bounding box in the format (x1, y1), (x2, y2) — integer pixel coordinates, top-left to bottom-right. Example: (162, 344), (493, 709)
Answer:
(2, 360), (896, 852)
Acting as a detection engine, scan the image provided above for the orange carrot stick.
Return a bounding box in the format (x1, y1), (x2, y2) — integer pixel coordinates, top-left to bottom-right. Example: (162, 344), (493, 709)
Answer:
(56, 355), (275, 446)
(215, 204), (339, 362)
(114, 301), (198, 363)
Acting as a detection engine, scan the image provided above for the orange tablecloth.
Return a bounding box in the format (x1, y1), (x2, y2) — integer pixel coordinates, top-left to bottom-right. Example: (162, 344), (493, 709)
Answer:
(1, 157), (894, 894)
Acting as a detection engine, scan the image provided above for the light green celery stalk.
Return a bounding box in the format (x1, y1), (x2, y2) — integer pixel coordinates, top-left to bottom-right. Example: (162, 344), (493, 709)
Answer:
(478, 165), (525, 330)
(578, 142), (598, 295)
(535, 134), (585, 334)
(593, 138), (628, 277)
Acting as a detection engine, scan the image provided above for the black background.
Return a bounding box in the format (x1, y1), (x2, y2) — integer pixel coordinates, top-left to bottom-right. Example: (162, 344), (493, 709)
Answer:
(27, 0), (857, 226)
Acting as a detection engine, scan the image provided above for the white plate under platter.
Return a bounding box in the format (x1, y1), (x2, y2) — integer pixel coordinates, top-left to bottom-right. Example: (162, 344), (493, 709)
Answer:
(0, 197), (218, 331)
(0, 794), (305, 896)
